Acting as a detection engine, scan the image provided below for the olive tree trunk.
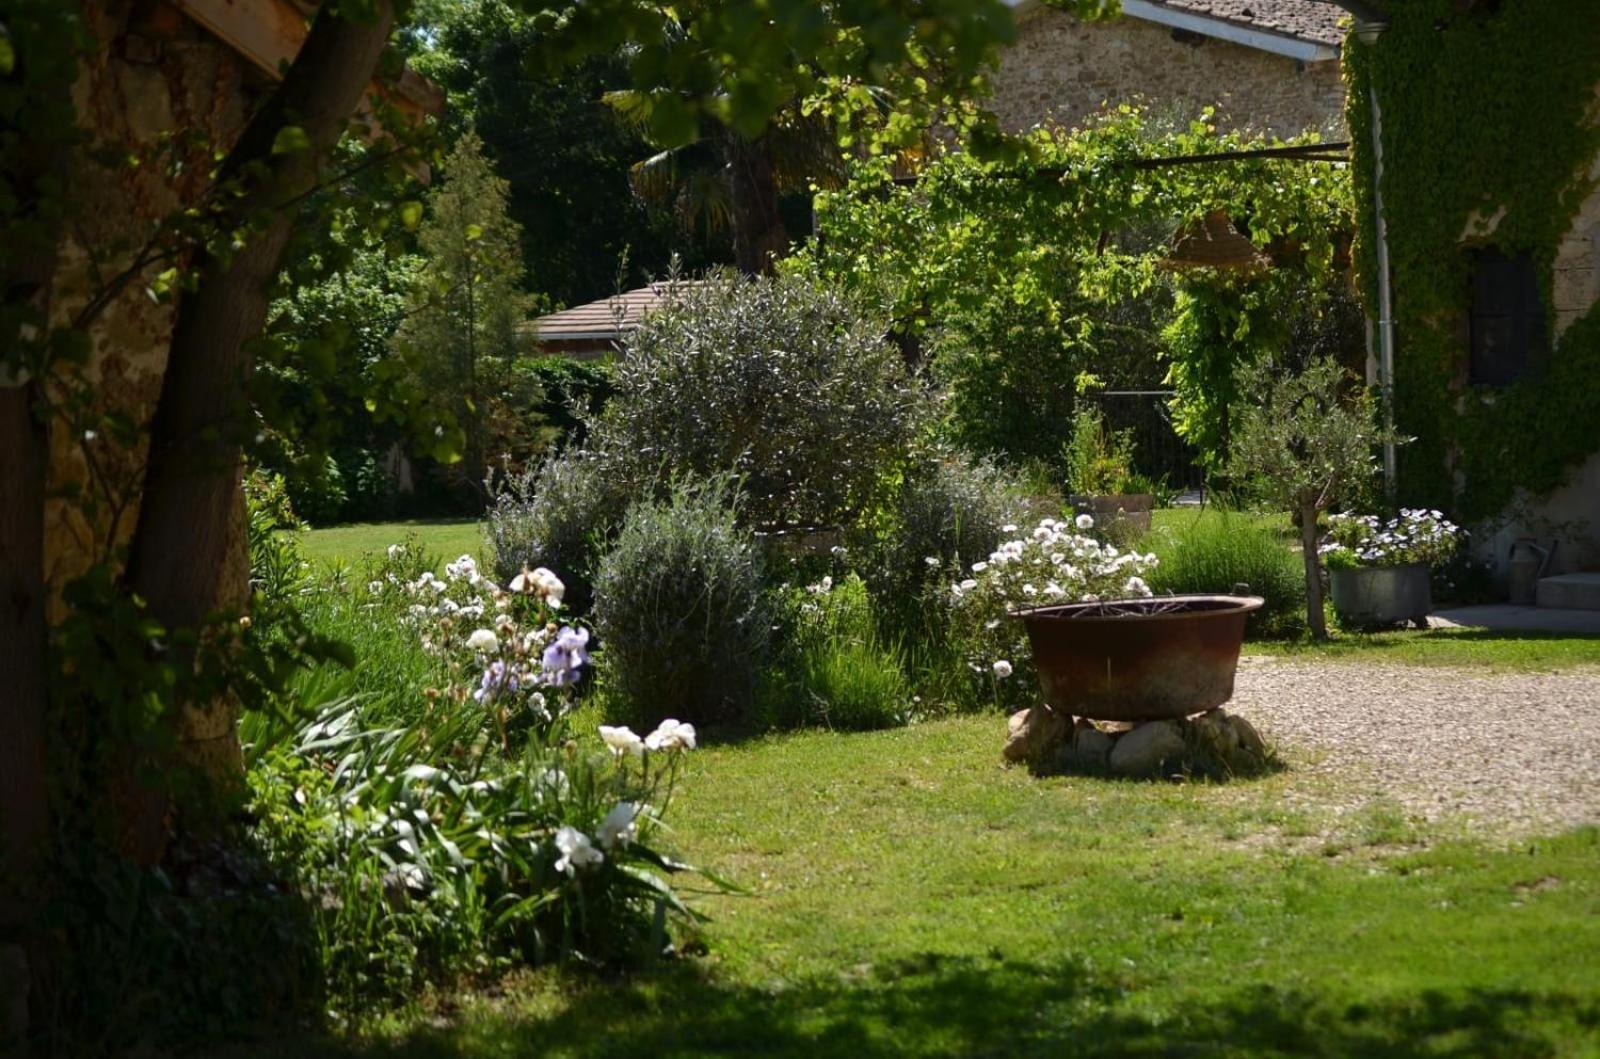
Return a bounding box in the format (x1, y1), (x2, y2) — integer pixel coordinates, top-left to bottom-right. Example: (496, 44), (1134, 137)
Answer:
(1299, 496), (1328, 640)
(119, 2), (396, 863)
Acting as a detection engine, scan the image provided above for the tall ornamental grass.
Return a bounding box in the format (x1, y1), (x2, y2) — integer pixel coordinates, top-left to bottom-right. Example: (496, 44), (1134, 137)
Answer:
(1142, 513), (1305, 638)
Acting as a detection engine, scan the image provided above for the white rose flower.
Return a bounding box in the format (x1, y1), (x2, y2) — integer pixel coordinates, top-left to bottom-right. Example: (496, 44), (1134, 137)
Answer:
(467, 628), (498, 651)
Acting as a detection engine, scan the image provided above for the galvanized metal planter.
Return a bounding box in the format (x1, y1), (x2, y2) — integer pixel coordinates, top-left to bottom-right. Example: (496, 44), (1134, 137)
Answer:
(1016, 595), (1263, 723)
(1328, 561), (1431, 628)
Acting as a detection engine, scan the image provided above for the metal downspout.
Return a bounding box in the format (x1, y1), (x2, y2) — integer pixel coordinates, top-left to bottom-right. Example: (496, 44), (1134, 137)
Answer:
(1357, 19), (1398, 504)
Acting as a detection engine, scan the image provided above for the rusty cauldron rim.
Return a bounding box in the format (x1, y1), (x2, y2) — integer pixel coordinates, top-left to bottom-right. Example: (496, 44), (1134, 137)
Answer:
(1012, 594), (1265, 722)
(1010, 593), (1265, 624)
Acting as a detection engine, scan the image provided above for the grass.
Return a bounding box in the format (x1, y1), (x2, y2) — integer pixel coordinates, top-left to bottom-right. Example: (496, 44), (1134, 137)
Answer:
(1148, 504), (1294, 542)
(250, 715), (1600, 1057)
(1249, 626), (1600, 671)
(1141, 509), (1307, 638)
(297, 518), (485, 570)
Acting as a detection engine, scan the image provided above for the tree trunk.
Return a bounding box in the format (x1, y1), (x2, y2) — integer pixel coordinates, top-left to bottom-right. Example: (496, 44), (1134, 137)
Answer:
(120, 3), (396, 864)
(721, 130), (789, 276)
(1300, 497), (1327, 640)
(0, 53), (73, 919)
(0, 382), (49, 919)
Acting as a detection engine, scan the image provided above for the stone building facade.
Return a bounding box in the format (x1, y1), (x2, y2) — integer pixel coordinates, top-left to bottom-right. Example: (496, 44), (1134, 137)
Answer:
(1477, 161), (1600, 581)
(988, 0), (1348, 140)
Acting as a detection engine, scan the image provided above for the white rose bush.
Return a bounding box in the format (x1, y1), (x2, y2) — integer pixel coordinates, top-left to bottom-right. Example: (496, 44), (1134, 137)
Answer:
(947, 516), (1159, 707)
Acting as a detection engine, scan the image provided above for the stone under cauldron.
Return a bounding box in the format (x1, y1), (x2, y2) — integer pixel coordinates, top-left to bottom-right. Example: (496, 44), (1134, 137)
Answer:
(1002, 595), (1270, 776)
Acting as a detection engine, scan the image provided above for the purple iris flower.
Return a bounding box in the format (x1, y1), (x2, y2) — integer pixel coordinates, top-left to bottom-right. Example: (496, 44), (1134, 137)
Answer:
(541, 626), (590, 687)
(474, 659), (518, 703)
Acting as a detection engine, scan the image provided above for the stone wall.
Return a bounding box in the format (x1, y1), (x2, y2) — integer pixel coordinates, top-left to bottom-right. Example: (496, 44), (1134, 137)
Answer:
(988, 7), (1346, 140)
(1477, 159), (1600, 580)
(43, 1), (260, 609)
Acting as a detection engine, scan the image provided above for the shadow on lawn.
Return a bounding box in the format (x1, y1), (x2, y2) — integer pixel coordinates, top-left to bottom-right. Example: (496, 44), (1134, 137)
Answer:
(309, 952), (1597, 1058)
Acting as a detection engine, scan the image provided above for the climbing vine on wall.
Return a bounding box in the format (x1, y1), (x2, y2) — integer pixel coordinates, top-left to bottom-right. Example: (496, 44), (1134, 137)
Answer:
(1344, 1), (1600, 523)
(798, 109), (1353, 471)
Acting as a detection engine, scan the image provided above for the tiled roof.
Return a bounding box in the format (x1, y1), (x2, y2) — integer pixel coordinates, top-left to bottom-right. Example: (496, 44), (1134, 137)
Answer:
(1154, 0), (1348, 49)
(527, 281), (701, 343)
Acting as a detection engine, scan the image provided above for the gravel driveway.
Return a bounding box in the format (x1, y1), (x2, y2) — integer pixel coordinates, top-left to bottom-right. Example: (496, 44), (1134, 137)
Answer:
(1229, 656), (1600, 836)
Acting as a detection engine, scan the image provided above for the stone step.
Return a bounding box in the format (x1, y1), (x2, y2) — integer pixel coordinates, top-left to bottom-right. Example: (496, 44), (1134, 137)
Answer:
(1536, 572), (1600, 611)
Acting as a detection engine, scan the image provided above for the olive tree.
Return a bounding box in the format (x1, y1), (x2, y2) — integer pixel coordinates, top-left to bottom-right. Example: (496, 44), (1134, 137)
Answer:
(1226, 358), (1396, 640)
(590, 271), (923, 533)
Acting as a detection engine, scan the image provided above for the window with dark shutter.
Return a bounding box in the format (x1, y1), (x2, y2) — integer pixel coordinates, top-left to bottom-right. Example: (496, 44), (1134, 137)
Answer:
(1469, 248), (1547, 386)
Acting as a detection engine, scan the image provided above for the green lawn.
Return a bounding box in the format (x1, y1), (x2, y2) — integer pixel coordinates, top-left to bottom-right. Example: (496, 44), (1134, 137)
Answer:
(1148, 504), (1294, 541)
(297, 518), (485, 570)
(269, 715), (1600, 1057)
(1248, 627), (1600, 671)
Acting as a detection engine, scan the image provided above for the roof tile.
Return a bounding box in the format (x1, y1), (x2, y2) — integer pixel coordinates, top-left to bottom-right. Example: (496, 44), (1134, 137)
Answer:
(1155, 0), (1348, 49)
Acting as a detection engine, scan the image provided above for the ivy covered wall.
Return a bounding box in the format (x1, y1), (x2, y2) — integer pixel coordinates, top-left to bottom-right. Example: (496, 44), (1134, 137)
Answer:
(1343, 3), (1600, 536)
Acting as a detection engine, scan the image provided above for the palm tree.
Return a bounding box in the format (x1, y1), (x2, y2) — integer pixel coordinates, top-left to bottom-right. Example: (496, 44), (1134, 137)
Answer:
(608, 91), (845, 274)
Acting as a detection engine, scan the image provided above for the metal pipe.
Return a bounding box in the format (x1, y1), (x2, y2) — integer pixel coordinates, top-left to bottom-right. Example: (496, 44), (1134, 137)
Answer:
(1361, 22), (1399, 504)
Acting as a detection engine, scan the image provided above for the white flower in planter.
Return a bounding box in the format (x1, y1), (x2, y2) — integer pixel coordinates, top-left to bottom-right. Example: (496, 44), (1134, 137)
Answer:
(646, 718), (697, 752)
(554, 826), (604, 876)
(467, 628), (499, 652)
(597, 802), (640, 850)
(599, 725), (645, 758)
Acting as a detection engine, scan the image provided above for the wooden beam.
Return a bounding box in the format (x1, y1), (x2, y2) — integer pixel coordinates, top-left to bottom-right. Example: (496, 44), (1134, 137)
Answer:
(172, 0), (443, 125)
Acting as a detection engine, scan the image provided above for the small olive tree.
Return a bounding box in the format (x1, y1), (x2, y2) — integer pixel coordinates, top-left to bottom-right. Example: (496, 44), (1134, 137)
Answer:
(1226, 358), (1396, 640)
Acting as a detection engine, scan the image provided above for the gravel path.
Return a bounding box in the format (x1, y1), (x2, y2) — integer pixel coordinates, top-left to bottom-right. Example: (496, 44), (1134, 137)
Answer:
(1230, 656), (1600, 836)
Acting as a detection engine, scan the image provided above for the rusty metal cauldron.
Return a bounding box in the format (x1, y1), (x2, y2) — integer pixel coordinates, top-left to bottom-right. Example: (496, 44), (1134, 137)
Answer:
(1015, 595), (1263, 722)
